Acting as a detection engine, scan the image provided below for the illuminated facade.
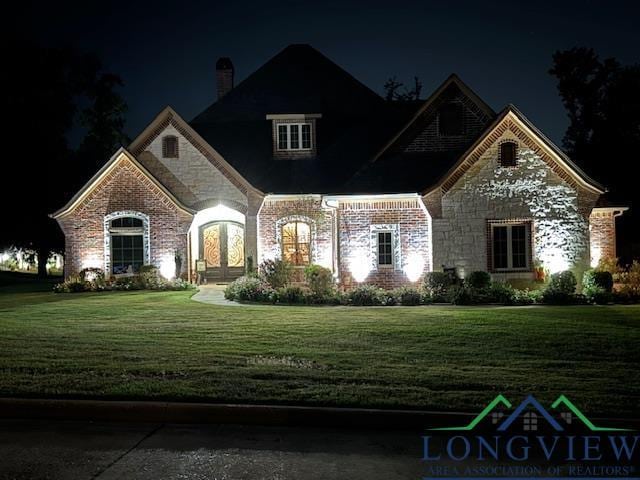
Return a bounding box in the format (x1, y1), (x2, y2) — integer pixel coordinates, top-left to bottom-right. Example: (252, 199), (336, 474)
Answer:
(52, 45), (624, 288)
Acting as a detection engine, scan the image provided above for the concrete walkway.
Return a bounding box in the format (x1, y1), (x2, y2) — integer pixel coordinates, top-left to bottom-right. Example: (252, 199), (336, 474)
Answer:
(191, 284), (242, 306)
(0, 419), (426, 480)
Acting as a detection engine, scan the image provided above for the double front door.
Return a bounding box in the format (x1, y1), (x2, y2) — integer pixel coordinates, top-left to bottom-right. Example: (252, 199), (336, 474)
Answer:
(199, 221), (245, 281)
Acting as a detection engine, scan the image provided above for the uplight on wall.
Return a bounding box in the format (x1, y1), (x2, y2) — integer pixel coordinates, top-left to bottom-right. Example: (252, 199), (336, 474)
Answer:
(160, 256), (175, 280)
(349, 252), (371, 283)
(403, 253), (424, 282)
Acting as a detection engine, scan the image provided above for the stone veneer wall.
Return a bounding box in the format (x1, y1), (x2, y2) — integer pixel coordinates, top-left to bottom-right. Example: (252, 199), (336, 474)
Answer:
(257, 197), (334, 271)
(589, 210), (618, 266)
(338, 198), (431, 289)
(432, 131), (597, 280)
(57, 157), (193, 278)
(145, 124), (248, 208)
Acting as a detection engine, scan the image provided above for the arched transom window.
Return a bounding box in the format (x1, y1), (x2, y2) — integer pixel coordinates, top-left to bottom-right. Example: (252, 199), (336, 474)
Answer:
(281, 221), (310, 266)
(108, 216), (145, 274)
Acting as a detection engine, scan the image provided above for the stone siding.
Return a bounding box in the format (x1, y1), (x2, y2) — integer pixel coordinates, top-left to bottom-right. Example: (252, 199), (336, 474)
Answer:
(432, 130), (596, 280)
(146, 124), (247, 208)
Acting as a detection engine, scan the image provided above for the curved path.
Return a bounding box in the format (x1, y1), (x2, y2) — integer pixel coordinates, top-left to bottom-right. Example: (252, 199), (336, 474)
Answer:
(191, 284), (242, 306)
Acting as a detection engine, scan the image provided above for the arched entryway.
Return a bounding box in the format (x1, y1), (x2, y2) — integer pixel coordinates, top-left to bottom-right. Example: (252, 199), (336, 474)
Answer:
(199, 220), (245, 281)
(188, 204), (247, 283)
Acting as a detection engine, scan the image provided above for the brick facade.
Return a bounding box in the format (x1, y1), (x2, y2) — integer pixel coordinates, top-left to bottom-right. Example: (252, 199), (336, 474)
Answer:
(56, 155), (193, 278)
(589, 210), (619, 266)
(338, 198), (431, 289)
(404, 86), (492, 153)
(257, 197), (334, 272)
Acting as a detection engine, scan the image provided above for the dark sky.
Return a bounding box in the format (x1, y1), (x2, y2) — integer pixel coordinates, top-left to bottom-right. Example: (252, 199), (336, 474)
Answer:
(16, 0), (640, 146)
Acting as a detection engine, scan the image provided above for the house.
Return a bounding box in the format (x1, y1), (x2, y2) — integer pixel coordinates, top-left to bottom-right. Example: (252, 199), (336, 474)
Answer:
(52, 44), (627, 288)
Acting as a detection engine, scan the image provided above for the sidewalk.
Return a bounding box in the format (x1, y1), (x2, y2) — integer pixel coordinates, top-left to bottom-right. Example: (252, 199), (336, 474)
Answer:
(191, 284), (242, 306)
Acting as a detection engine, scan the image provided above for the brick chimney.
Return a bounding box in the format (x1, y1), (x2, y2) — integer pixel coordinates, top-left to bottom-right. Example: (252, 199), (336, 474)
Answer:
(216, 57), (234, 100)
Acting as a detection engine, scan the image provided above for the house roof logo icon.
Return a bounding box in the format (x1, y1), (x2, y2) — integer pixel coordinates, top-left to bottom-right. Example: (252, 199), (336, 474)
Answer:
(496, 395), (562, 431)
(429, 394), (632, 432)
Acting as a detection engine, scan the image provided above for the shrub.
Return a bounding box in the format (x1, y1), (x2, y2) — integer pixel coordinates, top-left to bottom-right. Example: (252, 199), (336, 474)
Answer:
(596, 257), (623, 279)
(488, 282), (515, 304)
(259, 259), (293, 289)
(449, 284), (481, 305)
(542, 270), (577, 305)
(163, 278), (195, 291)
(224, 276), (274, 302)
(582, 270), (613, 304)
(583, 270), (614, 293)
(347, 284), (384, 306)
(277, 285), (308, 304)
(466, 271), (491, 290)
(138, 265), (164, 289)
(53, 276), (90, 293)
(394, 286), (422, 306)
(111, 276), (144, 291)
(304, 264), (335, 296)
(510, 289), (539, 306)
(423, 272), (455, 300)
(617, 261), (640, 296)
(79, 267), (105, 284)
(379, 290), (398, 306)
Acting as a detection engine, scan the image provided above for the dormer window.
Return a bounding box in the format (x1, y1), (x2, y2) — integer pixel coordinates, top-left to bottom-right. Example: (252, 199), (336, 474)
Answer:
(277, 123), (312, 151)
(267, 113), (321, 158)
(162, 135), (179, 158)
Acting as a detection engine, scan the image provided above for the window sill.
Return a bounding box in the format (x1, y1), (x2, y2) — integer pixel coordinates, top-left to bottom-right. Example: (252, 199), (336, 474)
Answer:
(491, 269), (533, 274)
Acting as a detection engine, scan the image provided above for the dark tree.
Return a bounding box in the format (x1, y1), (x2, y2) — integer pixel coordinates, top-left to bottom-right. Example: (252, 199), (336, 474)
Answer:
(3, 41), (128, 276)
(550, 47), (640, 263)
(383, 76), (422, 101)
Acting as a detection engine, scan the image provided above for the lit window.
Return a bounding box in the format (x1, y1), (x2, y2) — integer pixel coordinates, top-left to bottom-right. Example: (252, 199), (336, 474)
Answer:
(162, 135), (179, 158)
(276, 123), (313, 151)
(523, 412), (538, 431)
(377, 231), (393, 267)
(500, 142), (517, 167)
(281, 222), (311, 266)
(109, 216), (145, 274)
(438, 103), (464, 136)
(490, 222), (531, 271)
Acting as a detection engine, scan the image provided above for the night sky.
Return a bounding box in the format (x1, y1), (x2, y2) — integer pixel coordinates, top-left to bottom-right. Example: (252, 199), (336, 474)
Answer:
(14, 0), (640, 146)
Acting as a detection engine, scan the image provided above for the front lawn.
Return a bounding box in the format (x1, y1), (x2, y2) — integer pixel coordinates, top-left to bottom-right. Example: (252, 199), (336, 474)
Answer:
(0, 288), (638, 416)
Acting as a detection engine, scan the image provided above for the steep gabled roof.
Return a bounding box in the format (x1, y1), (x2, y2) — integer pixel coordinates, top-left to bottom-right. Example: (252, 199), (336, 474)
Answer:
(432, 105), (605, 195)
(190, 44), (413, 193)
(347, 104), (606, 195)
(372, 73), (495, 162)
(51, 148), (194, 218)
(345, 74), (496, 194)
(129, 106), (259, 198)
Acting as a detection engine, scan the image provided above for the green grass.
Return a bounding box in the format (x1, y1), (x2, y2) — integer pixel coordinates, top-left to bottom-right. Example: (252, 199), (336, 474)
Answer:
(0, 288), (638, 416)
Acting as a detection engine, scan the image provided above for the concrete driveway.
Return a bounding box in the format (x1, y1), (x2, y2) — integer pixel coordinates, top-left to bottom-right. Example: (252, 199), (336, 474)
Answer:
(0, 420), (425, 479)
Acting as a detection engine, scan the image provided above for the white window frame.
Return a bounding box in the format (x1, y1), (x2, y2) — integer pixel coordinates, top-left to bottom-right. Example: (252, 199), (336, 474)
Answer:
(375, 230), (394, 268)
(491, 222), (531, 272)
(276, 123), (313, 151)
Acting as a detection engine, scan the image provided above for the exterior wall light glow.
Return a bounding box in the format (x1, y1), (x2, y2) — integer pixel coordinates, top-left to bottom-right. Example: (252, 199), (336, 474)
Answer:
(590, 245), (601, 268)
(349, 251), (371, 283)
(160, 257), (176, 280)
(81, 257), (103, 270)
(539, 247), (570, 274)
(403, 253), (424, 282)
